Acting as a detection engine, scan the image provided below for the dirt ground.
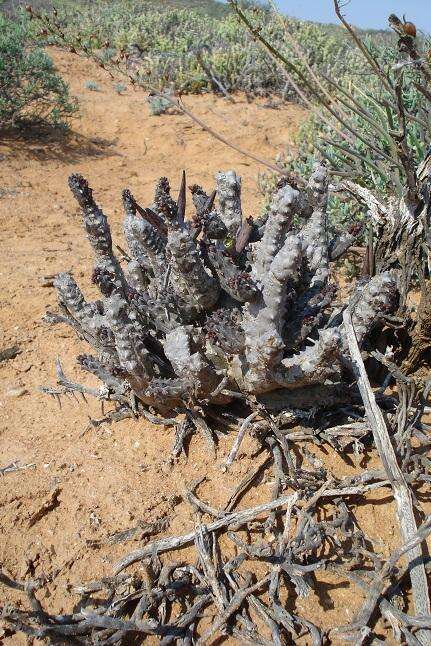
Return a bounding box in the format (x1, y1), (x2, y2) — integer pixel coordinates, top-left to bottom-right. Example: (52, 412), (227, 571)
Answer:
(0, 50), (425, 644)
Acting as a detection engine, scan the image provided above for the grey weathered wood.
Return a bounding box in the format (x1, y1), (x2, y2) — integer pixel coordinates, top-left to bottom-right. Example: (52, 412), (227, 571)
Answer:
(222, 411), (258, 469)
(113, 492), (298, 574)
(343, 308), (431, 644)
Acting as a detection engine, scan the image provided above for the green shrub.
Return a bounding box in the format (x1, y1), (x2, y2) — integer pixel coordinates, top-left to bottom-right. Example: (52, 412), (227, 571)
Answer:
(33, 0), (372, 98)
(0, 13), (77, 129)
(268, 55), (428, 229)
(244, 7), (429, 229)
(147, 93), (171, 116)
(113, 82), (127, 94)
(84, 80), (100, 91)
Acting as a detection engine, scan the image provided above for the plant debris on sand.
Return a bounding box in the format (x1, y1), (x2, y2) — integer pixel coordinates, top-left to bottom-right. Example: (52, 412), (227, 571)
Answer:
(2, 154), (430, 643)
(1, 4), (431, 645)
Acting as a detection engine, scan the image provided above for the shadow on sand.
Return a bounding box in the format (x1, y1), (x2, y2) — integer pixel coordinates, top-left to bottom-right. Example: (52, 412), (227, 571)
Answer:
(0, 124), (121, 164)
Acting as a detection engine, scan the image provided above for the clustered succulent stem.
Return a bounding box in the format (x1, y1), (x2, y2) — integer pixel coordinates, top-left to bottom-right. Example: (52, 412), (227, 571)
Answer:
(45, 163), (397, 414)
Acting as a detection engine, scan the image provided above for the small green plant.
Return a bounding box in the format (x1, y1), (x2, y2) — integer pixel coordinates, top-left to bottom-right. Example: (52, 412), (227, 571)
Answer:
(113, 82), (127, 94)
(84, 80), (100, 91)
(343, 256), (361, 281)
(0, 13), (77, 129)
(147, 93), (171, 116)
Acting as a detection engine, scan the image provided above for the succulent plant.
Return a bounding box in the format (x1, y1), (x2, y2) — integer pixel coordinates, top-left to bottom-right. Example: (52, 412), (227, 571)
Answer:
(44, 162), (397, 424)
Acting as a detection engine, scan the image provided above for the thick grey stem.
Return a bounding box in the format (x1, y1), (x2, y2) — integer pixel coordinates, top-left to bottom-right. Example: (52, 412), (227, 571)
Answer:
(163, 325), (222, 399)
(54, 272), (97, 327)
(345, 272), (398, 347)
(207, 246), (259, 302)
(105, 294), (154, 397)
(53, 273), (110, 348)
(277, 328), (342, 389)
(123, 189), (166, 285)
(125, 260), (148, 292)
(242, 234), (302, 393)
(166, 226), (219, 312)
(68, 174), (126, 294)
(253, 184), (299, 283)
(216, 170), (242, 236)
(300, 164), (330, 288)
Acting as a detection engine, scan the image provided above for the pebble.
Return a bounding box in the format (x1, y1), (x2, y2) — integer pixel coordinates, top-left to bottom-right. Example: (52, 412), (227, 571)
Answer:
(5, 386), (28, 398)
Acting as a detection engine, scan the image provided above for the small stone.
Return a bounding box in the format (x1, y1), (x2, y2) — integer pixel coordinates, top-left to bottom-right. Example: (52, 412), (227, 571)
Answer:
(17, 364), (32, 373)
(6, 386), (28, 398)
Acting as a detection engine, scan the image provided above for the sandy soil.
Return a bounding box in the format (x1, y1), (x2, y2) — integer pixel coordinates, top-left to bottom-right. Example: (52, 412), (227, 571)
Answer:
(0, 50), (423, 645)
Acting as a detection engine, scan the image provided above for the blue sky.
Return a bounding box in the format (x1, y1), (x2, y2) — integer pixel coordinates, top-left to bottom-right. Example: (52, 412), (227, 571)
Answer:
(242, 1), (431, 33)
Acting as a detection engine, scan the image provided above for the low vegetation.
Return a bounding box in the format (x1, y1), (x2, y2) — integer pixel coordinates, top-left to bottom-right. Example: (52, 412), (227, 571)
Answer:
(26, 0), (381, 98)
(0, 13), (77, 129)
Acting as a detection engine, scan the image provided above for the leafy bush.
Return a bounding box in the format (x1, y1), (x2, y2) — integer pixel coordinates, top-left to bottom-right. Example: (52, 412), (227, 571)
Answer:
(284, 57), (427, 202)
(113, 81), (127, 94)
(147, 93), (171, 116)
(0, 13), (77, 128)
(84, 79), (100, 91)
(242, 5), (430, 229)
